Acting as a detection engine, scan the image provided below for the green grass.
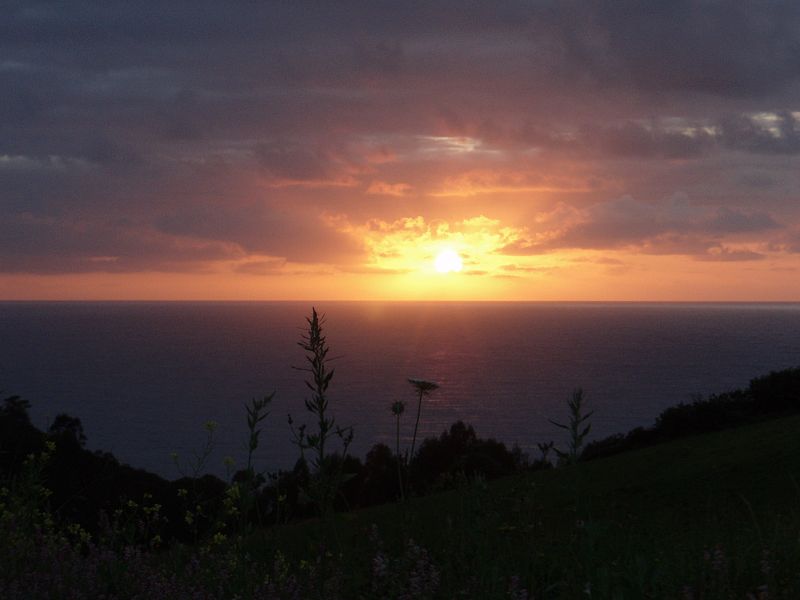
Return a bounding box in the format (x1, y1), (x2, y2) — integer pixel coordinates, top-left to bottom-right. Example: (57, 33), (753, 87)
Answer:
(251, 415), (800, 598)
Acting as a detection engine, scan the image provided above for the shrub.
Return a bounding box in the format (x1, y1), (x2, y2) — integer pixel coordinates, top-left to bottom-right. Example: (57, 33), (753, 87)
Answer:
(749, 367), (800, 412)
(410, 421), (520, 492)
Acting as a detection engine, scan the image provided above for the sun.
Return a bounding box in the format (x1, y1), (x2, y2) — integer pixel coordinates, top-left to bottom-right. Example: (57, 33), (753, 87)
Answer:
(434, 249), (463, 273)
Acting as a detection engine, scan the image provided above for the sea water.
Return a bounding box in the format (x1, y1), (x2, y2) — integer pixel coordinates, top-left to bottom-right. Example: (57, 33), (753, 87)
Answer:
(1, 301), (799, 478)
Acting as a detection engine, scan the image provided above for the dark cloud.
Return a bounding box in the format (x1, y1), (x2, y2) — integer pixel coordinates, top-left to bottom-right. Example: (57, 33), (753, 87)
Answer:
(154, 203), (365, 264)
(0, 213), (242, 273)
(579, 122), (714, 159)
(233, 258), (286, 275)
(769, 231), (800, 254)
(694, 247), (766, 262)
(571, 1), (800, 97)
(704, 207), (780, 234)
(503, 196), (782, 257)
(736, 172), (779, 189)
(500, 120), (716, 159)
(719, 112), (800, 154)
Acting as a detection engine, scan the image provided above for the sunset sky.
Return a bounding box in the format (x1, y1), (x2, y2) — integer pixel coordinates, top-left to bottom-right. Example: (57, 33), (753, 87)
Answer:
(3, 1), (800, 300)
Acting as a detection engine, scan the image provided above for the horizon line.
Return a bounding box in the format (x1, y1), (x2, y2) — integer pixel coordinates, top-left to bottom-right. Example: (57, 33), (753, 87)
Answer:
(2, 299), (799, 305)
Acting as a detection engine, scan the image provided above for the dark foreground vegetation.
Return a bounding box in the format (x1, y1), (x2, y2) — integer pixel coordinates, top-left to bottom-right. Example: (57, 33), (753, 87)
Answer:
(2, 309), (800, 598)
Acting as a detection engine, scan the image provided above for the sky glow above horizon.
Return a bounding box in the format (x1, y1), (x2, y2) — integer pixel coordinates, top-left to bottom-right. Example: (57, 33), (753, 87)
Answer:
(2, 2), (800, 300)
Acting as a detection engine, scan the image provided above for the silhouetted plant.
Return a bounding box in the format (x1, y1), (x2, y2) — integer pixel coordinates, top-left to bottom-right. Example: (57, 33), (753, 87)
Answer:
(549, 388), (593, 464)
(1, 396), (40, 475)
(172, 420), (218, 480)
(289, 307), (353, 516)
(356, 443), (398, 507)
(408, 378), (439, 463)
(3, 439), (56, 536)
(537, 441), (554, 463)
(245, 395), (272, 475)
(391, 400), (406, 500)
(108, 491), (167, 550)
(171, 420), (221, 542)
(1, 395), (32, 423)
(48, 413), (87, 447)
(230, 393), (273, 534)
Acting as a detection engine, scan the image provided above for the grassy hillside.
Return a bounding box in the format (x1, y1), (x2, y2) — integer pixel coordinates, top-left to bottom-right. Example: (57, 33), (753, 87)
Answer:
(4, 408), (800, 598)
(260, 414), (800, 598)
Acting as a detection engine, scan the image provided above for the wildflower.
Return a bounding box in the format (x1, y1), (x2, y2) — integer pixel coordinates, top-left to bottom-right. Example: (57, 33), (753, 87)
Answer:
(711, 544), (726, 572)
(369, 523), (381, 544)
(408, 378), (439, 395)
(372, 550), (389, 580)
(272, 550), (290, 580)
(211, 532), (227, 545)
(226, 484), (241, 500)
(508, 575), (529, 600)
(760, 549), (772, 577)
(405, 538), (440, 596)
(408, 378), (439, 462)
(391, 400), (405, 416)
(747, 586), (770, 600)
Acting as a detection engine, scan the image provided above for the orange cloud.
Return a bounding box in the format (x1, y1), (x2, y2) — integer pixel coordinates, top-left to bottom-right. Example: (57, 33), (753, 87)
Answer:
(329, 214), (550, 277)
(366, 181), (413, 196)
(430, 169), (597, 197)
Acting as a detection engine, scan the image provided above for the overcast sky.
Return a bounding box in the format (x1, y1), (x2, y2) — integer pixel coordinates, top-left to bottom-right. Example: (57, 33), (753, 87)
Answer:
(2, 1), (800, 300)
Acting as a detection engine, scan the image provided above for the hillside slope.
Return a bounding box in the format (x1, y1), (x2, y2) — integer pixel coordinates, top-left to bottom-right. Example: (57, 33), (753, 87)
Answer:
(265, 415), (800, 598)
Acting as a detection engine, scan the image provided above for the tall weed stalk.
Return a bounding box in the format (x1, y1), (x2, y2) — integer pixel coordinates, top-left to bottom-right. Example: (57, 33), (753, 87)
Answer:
(408, 378), (439, 465)
(235, 393), (273, 534)
(549, 387), (593, 465)
(289, 308), (353, 516)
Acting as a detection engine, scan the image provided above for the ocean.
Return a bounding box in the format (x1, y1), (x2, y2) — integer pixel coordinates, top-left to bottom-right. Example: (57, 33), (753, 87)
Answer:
(1, 301), (799, 479)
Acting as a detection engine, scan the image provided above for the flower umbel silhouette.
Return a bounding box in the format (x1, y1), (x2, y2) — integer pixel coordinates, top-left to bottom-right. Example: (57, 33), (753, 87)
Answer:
(407, 378), (439, 464)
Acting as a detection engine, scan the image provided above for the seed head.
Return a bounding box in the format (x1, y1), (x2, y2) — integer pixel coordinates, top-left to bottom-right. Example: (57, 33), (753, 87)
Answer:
(408, 378), (439, 395)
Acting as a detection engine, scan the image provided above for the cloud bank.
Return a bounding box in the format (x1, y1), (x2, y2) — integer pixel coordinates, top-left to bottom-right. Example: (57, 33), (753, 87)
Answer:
(2, 1), (800, 297)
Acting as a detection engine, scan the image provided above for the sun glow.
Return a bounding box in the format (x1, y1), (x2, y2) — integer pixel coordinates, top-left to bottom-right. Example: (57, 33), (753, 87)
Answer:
(434, 249), (463, 273)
